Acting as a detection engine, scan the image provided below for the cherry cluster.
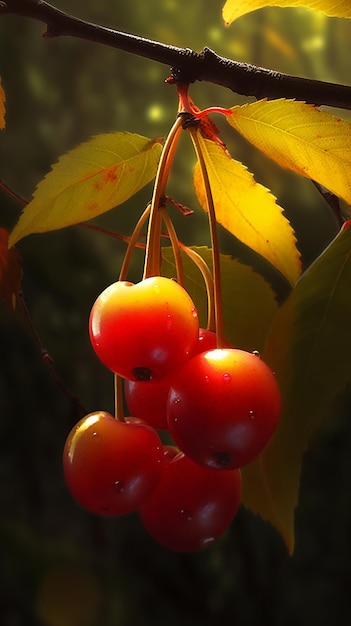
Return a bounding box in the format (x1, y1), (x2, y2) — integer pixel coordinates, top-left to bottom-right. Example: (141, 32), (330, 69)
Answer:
(63, 274), (281, 552)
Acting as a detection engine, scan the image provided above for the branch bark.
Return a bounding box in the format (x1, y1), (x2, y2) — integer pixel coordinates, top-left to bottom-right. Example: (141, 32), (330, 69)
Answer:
(1, 0), (351, 110)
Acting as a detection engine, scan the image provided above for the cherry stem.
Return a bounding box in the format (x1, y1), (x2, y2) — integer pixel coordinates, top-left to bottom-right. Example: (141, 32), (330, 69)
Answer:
(161, 208), (184, 287)
(177, 84), (232, 120)
(179, 242), (215, 332)
(189, 128), (224, 349)
(119, 204), (151, 281)
(114, 374), (126, 423)
(143, 115), (183, 279)
(193, 106), (233, 119)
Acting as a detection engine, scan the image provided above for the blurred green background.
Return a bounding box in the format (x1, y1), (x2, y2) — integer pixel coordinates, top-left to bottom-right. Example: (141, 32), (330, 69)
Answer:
(1, 2), (351, 625)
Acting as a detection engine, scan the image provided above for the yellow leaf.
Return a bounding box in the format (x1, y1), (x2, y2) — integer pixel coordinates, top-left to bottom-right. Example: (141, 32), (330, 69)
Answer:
(223, 0), (351, 24)
(227, 99), (351, 205)
(193, 133), (301, 286)
(9, 132), (163, 247)
(0, 77), (5, 129)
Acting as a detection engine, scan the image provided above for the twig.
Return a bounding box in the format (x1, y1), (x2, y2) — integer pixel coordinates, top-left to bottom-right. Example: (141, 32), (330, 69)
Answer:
(18, 290), (88, 417)
(1, 0), (351, 110)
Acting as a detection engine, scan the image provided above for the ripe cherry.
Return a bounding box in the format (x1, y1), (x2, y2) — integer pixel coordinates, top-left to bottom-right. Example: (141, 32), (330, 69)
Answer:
(167, 348), (281, 470)
(139, 451), (242, 552)
(89, 276), (199, 382)
(63, 411), (164, 516)
(124, 328), (224, 430)
(124, 376), (171, 431)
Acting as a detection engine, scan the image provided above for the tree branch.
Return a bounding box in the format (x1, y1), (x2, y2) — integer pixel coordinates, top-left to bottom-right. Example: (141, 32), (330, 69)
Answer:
(1, 0), (351, 110)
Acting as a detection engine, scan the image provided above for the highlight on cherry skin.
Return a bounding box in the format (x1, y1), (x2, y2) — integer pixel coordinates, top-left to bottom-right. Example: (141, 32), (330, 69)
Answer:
(89, 276), (199, 382)
(138, 451), (242, 553)
(62, 411), (165, 516)
(167, 348), (281, 470)
(124, 328), (222, 430)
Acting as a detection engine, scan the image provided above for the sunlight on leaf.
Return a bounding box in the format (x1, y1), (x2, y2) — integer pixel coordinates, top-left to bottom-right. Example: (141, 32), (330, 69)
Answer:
(227, 99), (351, 205)
(0, 77), (5, 129)
(223, 0), (351, 24)
(162, 246), (278, 352)
(242, 222), (351, 552)
(9, 132), (163, 247)
(193, 133), (301, 287)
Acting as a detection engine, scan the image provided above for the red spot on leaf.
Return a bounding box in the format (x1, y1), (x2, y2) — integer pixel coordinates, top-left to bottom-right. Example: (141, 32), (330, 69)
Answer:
(87, 202), (99, 214)
(94, 165), (120, 191)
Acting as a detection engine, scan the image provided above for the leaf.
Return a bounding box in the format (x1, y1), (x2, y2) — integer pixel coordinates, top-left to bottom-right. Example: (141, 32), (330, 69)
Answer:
(162, 246), (278, 352)
(193, 133), (301, 287)
(242, 221), (351, 551)
(226, 99), (351, 205)
(222, 0), (351, 24)
(9, 132), (163, 246)
(0, 228), (22, 308)
(0, 77), (5, 129)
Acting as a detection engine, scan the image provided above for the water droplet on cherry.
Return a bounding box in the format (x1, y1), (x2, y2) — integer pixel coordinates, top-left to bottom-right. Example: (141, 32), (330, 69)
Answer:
(248, 409), (255, 419)
(114, 480), (125, 493)
(252, 350), (261, 358)
(201, 536), (215, 547)
(223, 373), (231, 383)
(180, 508), (193, 521)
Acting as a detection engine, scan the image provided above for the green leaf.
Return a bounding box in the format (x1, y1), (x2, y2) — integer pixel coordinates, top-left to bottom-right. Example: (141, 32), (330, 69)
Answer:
(223, 0), (351, 24)
(9, 132), (163, 246)
(162, 246), (278, 352)
(226, 99), (351, 205)
(193, 133), (301, 287)
(242, 222), (351, 551)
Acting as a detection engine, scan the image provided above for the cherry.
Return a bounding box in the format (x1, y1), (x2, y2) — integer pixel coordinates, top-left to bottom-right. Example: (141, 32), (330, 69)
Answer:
(63, 411), (164, 516)
(124, 328), (224, 430)
(167, 348), (281, 470)
(89, 276), (199, 382)
(139, 451), (242, 552)
(124, 376), (171, 431)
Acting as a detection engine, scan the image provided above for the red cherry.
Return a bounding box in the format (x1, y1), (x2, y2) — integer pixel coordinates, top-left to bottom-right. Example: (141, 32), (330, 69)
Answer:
(196, 328), (232, 352)
(124, 328), (223, 429)
(124, 376), (170, 430)
(63, 411), (164, 516)
(139, 451), (242, 552)
(167, 348), (281, 470)
(89, 276), (199, 382)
